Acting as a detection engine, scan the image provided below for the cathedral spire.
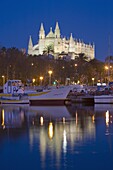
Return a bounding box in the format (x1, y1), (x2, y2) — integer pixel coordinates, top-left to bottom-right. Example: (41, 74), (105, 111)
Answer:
(55, 22), (60, 30)
(69, 33), (75, 53)
(69, 33), (74, 44)
(70, 33), (73, 40)
(28, 35), (33, 49)
(46, 27), (54, 38)
(55, 21), (60, 38)
(28, 35), (33, 55)
(39, 23), (45, 39)
(40, 23), (44, 30)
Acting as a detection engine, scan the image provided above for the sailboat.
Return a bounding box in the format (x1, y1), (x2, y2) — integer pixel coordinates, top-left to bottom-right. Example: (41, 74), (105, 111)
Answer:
(94, 35), (113, 104)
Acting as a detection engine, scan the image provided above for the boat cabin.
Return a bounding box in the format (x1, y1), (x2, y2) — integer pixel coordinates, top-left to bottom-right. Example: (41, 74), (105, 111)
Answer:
(3, 80), (24, 94)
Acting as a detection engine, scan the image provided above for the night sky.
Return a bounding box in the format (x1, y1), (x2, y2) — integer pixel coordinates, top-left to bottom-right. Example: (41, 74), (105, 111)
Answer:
(0, 0), (113, 61)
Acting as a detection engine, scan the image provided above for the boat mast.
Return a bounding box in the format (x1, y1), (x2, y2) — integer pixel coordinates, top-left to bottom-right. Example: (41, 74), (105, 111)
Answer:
(107, 34), (111, 84)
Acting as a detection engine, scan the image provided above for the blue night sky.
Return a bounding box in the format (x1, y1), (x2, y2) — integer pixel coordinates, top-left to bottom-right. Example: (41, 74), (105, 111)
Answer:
(0, 0), (113, 61)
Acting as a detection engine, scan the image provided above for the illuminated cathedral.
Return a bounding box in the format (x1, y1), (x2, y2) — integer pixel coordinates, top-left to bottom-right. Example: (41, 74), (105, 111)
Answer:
(28, 22), (95, 60)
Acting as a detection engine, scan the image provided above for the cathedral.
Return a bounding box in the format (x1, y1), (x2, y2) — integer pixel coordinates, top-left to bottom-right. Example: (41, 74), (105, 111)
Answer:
(28, 22), (95, 60)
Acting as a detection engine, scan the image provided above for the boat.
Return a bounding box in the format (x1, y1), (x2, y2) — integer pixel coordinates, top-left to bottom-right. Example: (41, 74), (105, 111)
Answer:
(0, 99), (29, 105)
(28, 86), (71, 105)
(94, 95), (113, 104)
(0, 80), (71, 105)
(0, 80), (29, 105)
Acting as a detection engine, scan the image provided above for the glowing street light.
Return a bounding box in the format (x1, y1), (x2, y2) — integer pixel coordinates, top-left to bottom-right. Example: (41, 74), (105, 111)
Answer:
(105, 66), (109, 70)
(92, 78), (95, 86)
(48, 70), (53, 86)
(2, 75), (5, 86)
(105, 65), (112, 83)
(32, 78), (36, 84)
(39, 76), (43, 86)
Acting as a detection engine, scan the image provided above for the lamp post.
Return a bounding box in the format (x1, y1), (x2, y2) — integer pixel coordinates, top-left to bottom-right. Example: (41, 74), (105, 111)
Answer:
(32, 78), (35, 83)
(2, 75), (5, 87)
(92, 78), (95, 86)
(105, 65), (112, 84)
(48, 70), (53, 86)
(39, 76), (43, 86)
(74, 63), (78, 83)
(105, 65), (109, 83)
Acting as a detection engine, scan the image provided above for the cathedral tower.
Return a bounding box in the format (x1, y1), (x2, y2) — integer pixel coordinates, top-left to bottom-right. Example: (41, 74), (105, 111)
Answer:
(54, 22), (60, 38)
(28, 35), (33, 55)
(28, 22), (95, 60)
(39, 23), (45, 54)
(69, 33), (75, 52)
(39, 23), (45, 39)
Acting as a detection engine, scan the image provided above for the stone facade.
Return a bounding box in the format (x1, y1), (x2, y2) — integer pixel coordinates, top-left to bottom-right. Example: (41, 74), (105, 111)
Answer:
(28, 22), (95, 60)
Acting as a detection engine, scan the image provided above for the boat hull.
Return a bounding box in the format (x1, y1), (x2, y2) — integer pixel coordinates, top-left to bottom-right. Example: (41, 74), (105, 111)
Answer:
(94, 95), (113, 104)
(30, 98), (71, 106)
(0, 99), (29, 105)
(0, 86), (71, 105)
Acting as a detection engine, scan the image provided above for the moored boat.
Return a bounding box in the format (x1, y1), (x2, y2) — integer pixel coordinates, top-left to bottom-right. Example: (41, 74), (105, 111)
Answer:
(0, 99), (29, 105)
(0, 80), (71, 105)
(94, 95), (113, 104)
(28, 87), (71, 106)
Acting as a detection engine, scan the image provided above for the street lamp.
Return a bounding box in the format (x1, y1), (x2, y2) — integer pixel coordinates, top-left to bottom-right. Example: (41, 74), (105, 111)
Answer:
(105, 65), (109, 83)
(105, 65), (112, 83)
(92, 78), (95, 86)
(2, 75), (5, 87)
(48, 70), (53, 86)
(39, 76), (43, 86)
(32, 78), (36, 85)
(74, 64), (78, 82)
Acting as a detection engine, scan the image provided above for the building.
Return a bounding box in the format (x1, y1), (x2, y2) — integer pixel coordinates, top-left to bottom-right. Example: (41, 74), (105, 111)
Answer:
(28, 22), (95, 60)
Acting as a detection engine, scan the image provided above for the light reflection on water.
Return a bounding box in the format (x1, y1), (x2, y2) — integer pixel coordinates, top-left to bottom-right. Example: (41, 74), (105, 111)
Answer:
(0, 104), (113, 170)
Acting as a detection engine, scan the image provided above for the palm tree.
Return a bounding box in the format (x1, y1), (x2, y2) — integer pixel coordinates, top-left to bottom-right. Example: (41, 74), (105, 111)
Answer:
(43, 44), (54, 58)
(78, 53), (89, 61)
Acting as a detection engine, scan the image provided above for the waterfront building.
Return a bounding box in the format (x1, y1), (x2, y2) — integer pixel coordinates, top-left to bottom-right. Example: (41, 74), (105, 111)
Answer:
(28, 22), (95, 60)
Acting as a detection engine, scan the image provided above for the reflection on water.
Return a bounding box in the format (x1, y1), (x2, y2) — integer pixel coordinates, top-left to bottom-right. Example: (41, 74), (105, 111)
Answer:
(94, 104), (113, 127)
(106, 110), (110, 126)
(0, 104), (113, 170)
(1, 106), (25, 129)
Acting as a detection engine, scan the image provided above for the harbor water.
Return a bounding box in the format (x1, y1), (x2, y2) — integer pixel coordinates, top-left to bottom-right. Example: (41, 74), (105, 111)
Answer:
(0, 103), (113, 170)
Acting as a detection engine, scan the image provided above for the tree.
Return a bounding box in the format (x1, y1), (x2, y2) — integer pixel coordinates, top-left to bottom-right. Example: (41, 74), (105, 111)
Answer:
(43, 44), (54, 58)
(78, 53), (89, 61)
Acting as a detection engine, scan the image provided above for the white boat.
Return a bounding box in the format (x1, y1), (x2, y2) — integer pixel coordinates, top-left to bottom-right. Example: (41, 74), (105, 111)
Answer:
(0, 80), (71, 105)
(0, 99), (29, 105)
(94, 95), (113, 104)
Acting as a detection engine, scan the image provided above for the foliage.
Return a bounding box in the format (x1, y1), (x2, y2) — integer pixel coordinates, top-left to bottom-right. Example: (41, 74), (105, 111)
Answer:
(0, 47), (106, 86)
(43, 44), (54, 57)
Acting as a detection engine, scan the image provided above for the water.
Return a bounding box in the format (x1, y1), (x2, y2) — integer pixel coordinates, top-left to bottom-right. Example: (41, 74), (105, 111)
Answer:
(0, 104), (113, 170)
